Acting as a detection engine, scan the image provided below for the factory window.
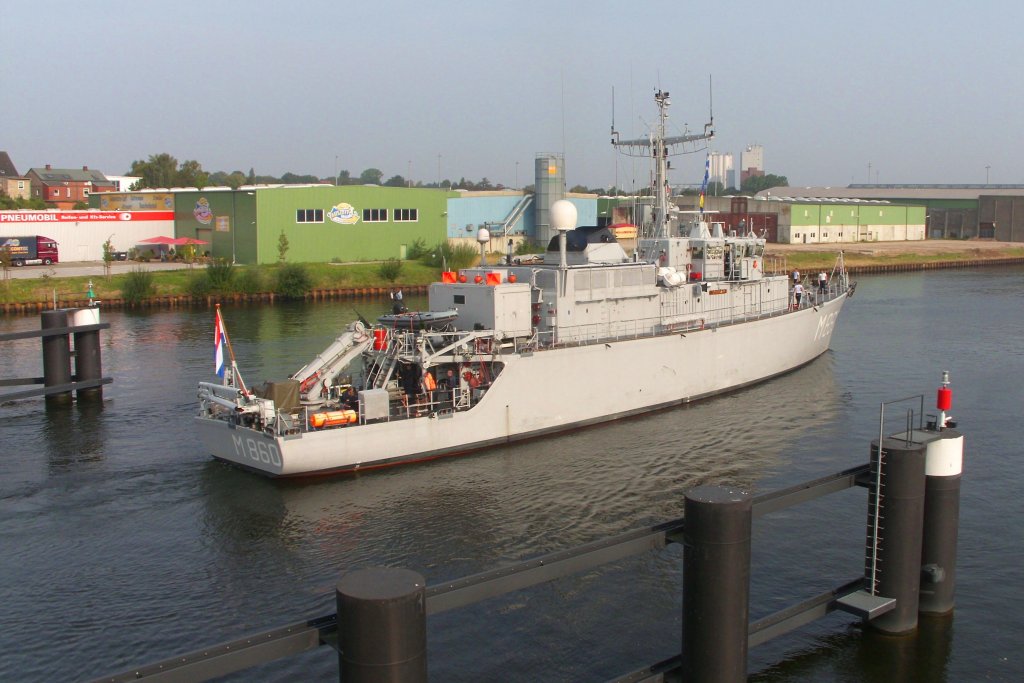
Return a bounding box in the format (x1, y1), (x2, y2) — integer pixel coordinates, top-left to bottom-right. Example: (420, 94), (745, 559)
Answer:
(296, 209), (324, 223)
(363, 208), (388, 222)
(394, 208), (418, 222)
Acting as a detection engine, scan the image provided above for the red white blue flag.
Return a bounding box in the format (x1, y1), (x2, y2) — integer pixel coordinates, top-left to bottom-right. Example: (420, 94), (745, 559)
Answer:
(214, 308), (227, 378)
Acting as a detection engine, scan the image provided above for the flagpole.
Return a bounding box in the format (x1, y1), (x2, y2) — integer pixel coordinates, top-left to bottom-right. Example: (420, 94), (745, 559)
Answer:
(216, 304), (249, 396)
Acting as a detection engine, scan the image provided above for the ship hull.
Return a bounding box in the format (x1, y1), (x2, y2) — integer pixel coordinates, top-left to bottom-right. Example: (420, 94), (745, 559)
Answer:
(196, 294), (847, 477)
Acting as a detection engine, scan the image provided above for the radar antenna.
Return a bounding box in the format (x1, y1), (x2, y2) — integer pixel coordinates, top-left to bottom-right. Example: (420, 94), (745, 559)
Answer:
(611, 88), (714, 238)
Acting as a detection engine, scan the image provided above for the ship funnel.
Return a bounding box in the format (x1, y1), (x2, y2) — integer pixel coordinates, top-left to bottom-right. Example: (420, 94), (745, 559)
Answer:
(551, 200), (577, 269)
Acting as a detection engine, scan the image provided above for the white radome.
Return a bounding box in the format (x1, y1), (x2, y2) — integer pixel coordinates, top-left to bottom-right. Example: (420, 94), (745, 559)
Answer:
(551, 199), (577, 232)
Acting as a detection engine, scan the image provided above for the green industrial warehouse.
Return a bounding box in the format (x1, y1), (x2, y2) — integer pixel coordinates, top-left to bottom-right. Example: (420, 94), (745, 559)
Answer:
(88, 169), (1022, 265)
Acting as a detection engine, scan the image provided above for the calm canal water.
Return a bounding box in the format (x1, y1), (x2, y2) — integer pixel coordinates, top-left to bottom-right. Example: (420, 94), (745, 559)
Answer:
(1, 267), (1022, 682)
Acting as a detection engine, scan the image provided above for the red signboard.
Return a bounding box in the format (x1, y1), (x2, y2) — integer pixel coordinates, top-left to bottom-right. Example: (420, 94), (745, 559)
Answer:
(0, 211), (175, 223)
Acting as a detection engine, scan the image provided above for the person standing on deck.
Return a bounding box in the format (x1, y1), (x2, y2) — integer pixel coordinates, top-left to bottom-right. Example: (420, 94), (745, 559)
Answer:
(793, 282), (804, 308)
(390, 288), (405, 314)
(792, 269), (800, 284)
(818, 271), (827, 293)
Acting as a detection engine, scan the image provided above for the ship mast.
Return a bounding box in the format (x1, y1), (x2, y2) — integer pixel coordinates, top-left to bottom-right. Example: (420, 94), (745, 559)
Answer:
(611, 89), (714, 238)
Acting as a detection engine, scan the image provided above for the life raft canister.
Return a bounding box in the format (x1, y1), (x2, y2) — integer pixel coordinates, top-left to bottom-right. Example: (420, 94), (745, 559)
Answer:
(309, 410), (358, 428)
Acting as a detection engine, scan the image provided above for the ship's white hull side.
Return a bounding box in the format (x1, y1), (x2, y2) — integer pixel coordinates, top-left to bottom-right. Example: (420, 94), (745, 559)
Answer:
(195, 294), (846, 476)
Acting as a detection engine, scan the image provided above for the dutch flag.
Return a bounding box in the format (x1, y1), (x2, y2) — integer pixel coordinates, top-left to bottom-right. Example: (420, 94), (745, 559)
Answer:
(214, 308), (227, 378)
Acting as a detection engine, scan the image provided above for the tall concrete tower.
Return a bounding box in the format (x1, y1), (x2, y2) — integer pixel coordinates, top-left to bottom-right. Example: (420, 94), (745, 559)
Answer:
(709, 152), (734, 188)
(740, 144), (765, 185)
(534, 153), (565, 245)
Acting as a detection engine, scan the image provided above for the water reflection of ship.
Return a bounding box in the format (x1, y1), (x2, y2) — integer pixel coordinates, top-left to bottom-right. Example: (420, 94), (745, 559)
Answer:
(197, 461), (510, 574)
(197, 354), (840, 568)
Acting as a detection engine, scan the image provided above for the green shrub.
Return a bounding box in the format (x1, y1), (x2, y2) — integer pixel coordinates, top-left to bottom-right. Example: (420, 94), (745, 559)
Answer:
(406, 238), (429, 260)
(420, 241), (479, 270)
(186, 272), (212, 297)
(376, 258), (403, 282)
(274, 263), (313, 299)
(277, 231), (290, 262)
(515, 239), (544, 255)
(122, 268), (154, 304)
(236, 267), (265, 294)
(206, 258), (235, 292)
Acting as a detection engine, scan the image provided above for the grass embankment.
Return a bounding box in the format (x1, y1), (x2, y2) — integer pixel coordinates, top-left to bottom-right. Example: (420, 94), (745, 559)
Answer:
(766, 245), (1024, 272)
(2, 244), (1024, 311)
(0, 261), (441, 307)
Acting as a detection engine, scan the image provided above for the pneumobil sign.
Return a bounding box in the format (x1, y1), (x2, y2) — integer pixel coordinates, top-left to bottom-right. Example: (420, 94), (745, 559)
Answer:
(0, 211), (176, 222)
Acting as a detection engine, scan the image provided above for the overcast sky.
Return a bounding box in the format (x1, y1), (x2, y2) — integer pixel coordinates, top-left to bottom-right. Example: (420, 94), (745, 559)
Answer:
(3, 0), (1021, 191)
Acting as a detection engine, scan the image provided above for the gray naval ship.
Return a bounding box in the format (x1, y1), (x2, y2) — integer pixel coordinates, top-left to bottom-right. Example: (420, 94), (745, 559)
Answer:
(196, 93), (853, 477)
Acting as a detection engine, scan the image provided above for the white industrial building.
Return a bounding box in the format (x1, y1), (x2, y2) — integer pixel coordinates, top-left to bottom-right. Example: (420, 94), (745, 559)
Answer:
(0, 209), (175, 261)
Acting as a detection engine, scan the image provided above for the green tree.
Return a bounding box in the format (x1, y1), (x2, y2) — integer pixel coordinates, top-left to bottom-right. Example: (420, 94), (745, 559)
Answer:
(741, 173), (788, 194)
(384, 175), (406, 187)
(281, 172), (320, 184)
(247, 167), (256, 184)
(0, 195), (46, 209)
(209, 170), (246, 189)
(177, 159), (209, 188)
(277, 231), (290, 262)
(129, 153), (179, 188)
(337, 170), (352, 185)
(102, 236), (115, 279)
(359, 168), (383, 185)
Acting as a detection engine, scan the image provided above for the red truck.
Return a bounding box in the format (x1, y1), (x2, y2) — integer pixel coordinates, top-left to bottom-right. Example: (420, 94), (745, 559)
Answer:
(1, 235), (59, 266)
